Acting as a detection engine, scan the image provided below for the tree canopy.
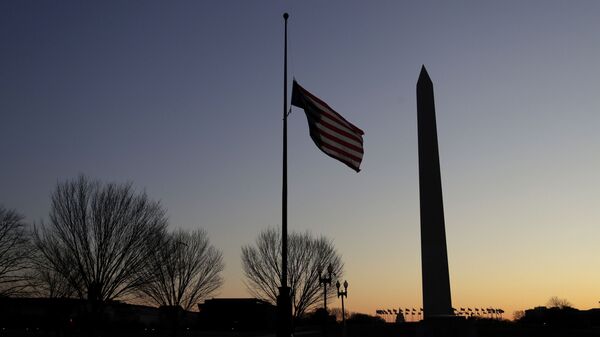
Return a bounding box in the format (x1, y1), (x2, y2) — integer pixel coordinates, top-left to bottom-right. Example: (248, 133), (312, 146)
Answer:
(138, 228), (224, 310)
(242, 227), (343, 319)
(0, 206), (30, 296)
(33, 175), (168, 302)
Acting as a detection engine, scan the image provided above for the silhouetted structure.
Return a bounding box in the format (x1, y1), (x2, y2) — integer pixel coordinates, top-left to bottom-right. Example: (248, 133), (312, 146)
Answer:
(520, 306), (600, 328)
(197, 298), (276, 331)
(0, 297), (189, 333)
(417, 66), (454, 320)
(278, 11), (293, 337)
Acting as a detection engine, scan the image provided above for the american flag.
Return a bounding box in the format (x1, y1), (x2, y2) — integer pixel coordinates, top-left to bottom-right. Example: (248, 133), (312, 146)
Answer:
(291, 80), (364, 172)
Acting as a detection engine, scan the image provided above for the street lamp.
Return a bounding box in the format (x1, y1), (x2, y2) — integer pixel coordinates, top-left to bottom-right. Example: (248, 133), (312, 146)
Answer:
(319, 264), (334, 311)
(336, 280), (348, 337)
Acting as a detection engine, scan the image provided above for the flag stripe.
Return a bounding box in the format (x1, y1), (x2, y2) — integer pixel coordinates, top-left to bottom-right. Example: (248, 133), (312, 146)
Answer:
(321, 144), (361, 170)
(311, 128), (363, 162)
(301, 91), (364, 137)
(305, 105), (363, 145)
(296, 84), (364, 135)
(314, 125), (363, 156)
(304, 110), (363, 151)
(292, 80), (364, 172)
(303, 92), (358, 133)
(310, 127), (362, 170)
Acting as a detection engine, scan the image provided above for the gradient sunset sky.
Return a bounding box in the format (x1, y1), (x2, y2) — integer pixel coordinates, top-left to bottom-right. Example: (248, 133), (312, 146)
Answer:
(2, 1), (600, 319)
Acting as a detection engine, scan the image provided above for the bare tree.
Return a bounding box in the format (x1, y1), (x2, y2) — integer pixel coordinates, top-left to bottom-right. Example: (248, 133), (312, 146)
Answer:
(241, 228), (343, 319)
(138, 228), (224, 311)
(27, 249), (75, 298)
(329, 307), (350, 322)
(513, 310), (525, 321)
(0, 206), (31, 296)
(33, 175), (168, 302)
(547, 296), (572, 309)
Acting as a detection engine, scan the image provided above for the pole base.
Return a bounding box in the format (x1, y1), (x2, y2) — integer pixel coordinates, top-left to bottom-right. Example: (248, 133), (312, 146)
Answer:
(276, 286), (292, 337)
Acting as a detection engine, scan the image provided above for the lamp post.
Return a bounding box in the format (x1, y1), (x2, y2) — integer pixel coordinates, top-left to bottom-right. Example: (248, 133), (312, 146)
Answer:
(319, 264), (333, 337)
(336, 280), (348, 337)
(319, 264), (333, 311)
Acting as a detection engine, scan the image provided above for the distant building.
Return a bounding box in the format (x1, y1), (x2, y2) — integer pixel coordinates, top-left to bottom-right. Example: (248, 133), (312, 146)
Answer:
(197, 298), (275, 331)
(0, 297), (83, 330)
(0, 297), (178, 330)
(521, 306), (600, 328)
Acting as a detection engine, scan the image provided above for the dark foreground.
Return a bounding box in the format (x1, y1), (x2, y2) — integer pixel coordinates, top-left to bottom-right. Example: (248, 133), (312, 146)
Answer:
(2, 321), (600, 337)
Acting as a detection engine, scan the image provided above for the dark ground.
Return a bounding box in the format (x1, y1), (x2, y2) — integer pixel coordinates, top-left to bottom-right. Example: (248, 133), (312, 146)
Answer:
(2, 322), (600, 337)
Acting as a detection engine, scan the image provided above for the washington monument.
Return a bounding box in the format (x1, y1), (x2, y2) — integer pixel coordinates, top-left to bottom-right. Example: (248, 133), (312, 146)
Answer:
(417, 65), (454, 320)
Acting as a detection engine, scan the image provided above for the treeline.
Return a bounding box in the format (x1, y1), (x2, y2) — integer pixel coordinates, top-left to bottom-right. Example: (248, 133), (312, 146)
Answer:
(1, 175), (344, 319)
(1, 175), (224, 310)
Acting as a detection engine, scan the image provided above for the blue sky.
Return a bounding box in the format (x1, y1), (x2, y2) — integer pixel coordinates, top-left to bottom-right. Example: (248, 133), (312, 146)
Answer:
(2, 1), (600, 316)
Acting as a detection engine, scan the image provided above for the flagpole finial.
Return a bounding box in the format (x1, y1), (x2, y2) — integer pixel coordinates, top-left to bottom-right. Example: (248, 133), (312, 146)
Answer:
(283, 12), (289, 20)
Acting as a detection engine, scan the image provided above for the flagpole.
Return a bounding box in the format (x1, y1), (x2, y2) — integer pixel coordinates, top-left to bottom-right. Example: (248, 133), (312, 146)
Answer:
(282, 11), (288, 294)
(277, 12), (292, 337)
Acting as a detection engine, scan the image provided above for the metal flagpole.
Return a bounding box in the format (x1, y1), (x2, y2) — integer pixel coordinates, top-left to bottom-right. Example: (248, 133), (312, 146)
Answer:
(276, 12), (292, 337)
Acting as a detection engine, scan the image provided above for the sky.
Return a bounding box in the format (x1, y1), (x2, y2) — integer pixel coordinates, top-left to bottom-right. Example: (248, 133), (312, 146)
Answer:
(2, 1), (600, 319)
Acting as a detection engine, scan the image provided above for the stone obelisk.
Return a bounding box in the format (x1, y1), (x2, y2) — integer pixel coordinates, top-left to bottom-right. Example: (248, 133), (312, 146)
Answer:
(417, 65), (453, 320)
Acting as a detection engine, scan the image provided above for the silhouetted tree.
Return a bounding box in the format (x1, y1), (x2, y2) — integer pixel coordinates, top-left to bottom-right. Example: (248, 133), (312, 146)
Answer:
(241, 228), (343, 319)
(513, 310), (525, 321)
(0, 206), (31, 296)
(27, 253), (75, 298)
(347, 312), (385, 325)
(330, 307), (349, 322)
(547, 296), (572, 309)
(33, 175), (168, 302)
(138, 228), (224, 310)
